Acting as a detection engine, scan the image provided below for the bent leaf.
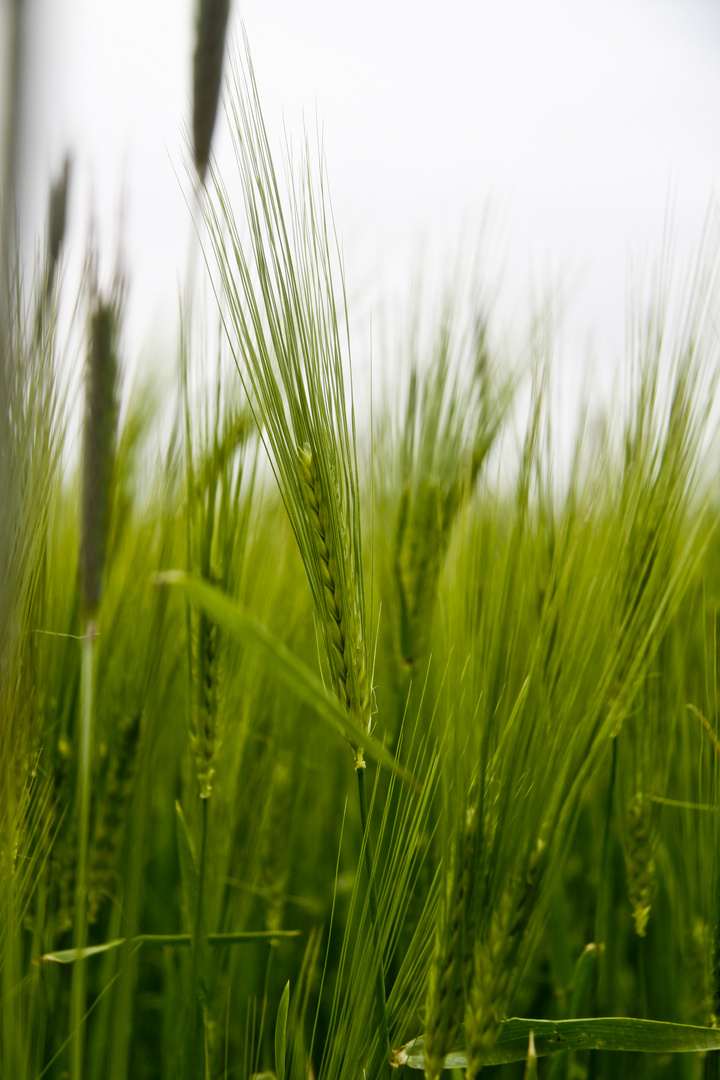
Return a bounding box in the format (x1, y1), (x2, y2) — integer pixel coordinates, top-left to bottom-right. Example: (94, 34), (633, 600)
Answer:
(41, 930), (300, 964)
(569, 943), (600, 1018)
(157, 572), (419, 789)
(393, 1017), (720, 1070)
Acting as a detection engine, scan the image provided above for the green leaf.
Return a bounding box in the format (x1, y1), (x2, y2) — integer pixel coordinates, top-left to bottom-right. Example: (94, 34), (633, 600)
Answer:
(393, 1017), (720, 1070)
(157, 573), (419, 789)
(41, 930), (300, 964)
(42, 940), (131, 964)
(275, 981), (290, 1080)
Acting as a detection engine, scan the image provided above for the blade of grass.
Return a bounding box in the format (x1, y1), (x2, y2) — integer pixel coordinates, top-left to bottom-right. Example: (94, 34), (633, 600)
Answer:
(395, 1016), (720, 1069)
(275, 980), (290, 1080)
(42, 930), (301, 963)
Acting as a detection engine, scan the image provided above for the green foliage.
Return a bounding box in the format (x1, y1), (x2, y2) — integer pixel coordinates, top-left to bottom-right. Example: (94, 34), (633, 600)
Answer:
(4, 29), (720, 1080)
(397, 1016), (720, 1070)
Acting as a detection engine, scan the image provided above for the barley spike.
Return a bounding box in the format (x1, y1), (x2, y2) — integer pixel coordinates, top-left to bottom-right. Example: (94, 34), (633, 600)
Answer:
(193, 0), (230, 181)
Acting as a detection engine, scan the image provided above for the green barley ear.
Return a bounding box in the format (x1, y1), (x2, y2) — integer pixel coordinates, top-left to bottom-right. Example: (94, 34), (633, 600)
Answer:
(202, 41), (370, 757)
(81, 296), (119, 617)
(190, 611), (221, 798)
(87, 710), (142, 924)
(464, 841), (545, 1079)
(624, 792), (656, 938)
(202, 53), (391, 1068)
(56, 847), (76, 935)
(616, 674), (665, 940)
(423, 803), (479, 1080)
(384, 312), (513, 683)
(183, 357), (255, 799)
(193, 0), (230, 181)
(298, 443), (368, 733)
(72, 285), (121, 1080)
(688, 917), (718, 1028)
(48, 734), (74, 932)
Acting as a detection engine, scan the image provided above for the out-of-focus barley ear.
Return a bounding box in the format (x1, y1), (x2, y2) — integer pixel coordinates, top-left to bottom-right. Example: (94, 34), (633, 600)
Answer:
(464, 913), (509, 1079)
(688, 917), (718, 1028)
(423, 805), (479, 1080)
(260, 757), (291, 941)
(81, 296), (120, 618)
(299, 443), (369, 744)
(36, 155), (71, 337)
(48, 735), (73, 930)
(625, 792), (656, 938)
(88, 711), (142, 924)
(55, 827), (76, 935)
(47, 156), (70, 286)
(190, 613), (221, 798)
(193, 0), (230, 182)
(464, 841), (545, 1080)
(395, 480), (443, 672)
(72, 284), (121, 1080)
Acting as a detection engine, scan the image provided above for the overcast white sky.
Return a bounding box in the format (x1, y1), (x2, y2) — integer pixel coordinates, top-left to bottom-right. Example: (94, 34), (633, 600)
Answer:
(7, 0), (720, 416)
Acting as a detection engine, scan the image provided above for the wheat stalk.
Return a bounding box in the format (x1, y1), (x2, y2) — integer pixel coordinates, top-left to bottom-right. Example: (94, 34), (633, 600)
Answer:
(71, 289), (120, 1080)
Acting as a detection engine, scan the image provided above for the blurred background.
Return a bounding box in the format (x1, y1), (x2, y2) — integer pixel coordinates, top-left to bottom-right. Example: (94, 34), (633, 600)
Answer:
(3, 0), (720, 422)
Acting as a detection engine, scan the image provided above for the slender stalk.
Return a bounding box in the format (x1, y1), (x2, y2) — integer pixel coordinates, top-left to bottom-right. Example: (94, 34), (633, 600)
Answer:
(638, 935), (649, 1020)
(70, 620), (96, 1080)
(588, 740), (618, 1080)
(356, 763), (390, 1075)
(188, 796), (209, 1080)
(1, 764), (18, 1080)
(594, 739), (618, 1008)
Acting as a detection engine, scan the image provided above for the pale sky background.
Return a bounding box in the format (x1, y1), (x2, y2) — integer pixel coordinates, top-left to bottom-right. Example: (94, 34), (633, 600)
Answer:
(6, 0), (720, 430)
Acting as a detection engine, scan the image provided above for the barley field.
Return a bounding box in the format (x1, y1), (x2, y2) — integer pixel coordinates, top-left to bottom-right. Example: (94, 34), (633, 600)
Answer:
(3, 13), (720, 1080)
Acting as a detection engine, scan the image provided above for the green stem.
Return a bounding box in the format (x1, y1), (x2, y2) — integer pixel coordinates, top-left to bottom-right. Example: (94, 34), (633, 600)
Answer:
(638, 934), (648, 1020)
(188, 796), (209, 1080)
(594, 738), (617, 1008)
(588, 739), (618, 1080)
(356, 764), (390, 1075)
(70, 622), (95, 1080)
